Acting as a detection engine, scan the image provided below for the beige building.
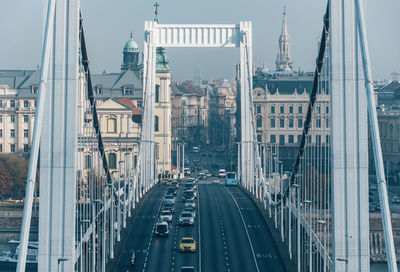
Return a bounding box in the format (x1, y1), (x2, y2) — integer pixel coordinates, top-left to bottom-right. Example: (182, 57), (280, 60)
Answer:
(155, 47), (172, 176)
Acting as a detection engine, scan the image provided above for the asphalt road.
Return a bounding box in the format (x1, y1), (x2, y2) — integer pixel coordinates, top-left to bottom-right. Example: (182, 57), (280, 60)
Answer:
(109, 180), (287, 272)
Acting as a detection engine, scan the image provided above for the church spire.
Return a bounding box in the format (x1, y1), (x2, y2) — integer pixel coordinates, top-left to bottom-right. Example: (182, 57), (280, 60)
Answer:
(275, 7), (293, 72)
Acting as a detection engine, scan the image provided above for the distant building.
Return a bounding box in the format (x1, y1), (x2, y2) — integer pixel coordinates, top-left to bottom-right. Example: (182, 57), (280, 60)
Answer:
(171, 81), (209, 148)
(0, 34), (173, 176)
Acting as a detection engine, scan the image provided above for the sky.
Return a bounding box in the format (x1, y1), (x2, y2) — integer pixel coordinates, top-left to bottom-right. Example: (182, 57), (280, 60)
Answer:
(0, 0), (399, 82)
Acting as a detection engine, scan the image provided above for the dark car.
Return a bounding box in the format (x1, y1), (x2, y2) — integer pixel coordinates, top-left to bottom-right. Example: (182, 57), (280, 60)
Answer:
(183, 191), (195, 202)
(163, 203), (175, 213)
(155, 222), (169, 237)
(167, 187), (177, 196)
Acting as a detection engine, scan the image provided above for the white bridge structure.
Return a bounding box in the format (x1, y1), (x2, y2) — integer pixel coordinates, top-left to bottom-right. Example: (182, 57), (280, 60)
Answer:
(15, 0), (397, 271)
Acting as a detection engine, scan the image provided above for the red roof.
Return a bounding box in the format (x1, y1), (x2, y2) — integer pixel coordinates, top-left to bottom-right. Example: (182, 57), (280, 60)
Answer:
(117, 98), (141, 115)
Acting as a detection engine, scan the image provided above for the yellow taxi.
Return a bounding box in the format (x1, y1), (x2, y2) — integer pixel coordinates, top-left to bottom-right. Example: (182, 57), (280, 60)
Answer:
(179, 237), (197, 253)
(160, 178), (169, 185)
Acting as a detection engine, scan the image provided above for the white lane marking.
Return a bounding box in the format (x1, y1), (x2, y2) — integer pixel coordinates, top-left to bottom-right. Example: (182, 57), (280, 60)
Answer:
(198, 185), (202, 272)
(225, 186), (260, 272)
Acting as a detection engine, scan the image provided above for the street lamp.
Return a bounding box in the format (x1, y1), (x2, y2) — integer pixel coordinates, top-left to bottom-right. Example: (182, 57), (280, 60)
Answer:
(79, 219), (90, 272)
(317, 220), (327, 272)
(117, 161), (124, 242)
(304, 199), (312, 272)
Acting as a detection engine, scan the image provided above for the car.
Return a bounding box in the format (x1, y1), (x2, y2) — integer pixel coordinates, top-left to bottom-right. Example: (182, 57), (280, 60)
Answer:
(186, 189), (197, 198)
(155, 222), (169, 237)
(206, 173), (212, 178)
(160, 210), (173, 222)
(183, 191), (195, 202)
(167, 187), (177, 196)
(161, 178), (169, 184)
(392, 196), (400, 204)
(129, 250), (136, 265)
(218, 169), (226, 178)
(179, 211), (195, 226)
(185, 200), (196, 209)
(179, 237), (197, 252)
(181, 266), (196, 272)
(171, 181), (179, 188)
(213, 178), (219, 184)
(183, 207), (196, 218)
(163, 203), (175, 214)
(164, 194), (175, 205)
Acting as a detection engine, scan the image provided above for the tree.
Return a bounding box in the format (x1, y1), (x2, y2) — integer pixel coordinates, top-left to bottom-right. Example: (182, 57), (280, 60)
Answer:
(0, 154), (31, 199)
(0, 162), (12, 197)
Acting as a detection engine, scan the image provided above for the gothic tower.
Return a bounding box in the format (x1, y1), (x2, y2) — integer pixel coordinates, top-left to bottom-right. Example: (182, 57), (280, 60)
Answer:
(275, 8), (293, 72)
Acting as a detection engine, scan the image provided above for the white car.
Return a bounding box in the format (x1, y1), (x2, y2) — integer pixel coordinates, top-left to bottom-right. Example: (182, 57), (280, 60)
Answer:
(213, 178), (219, 184)
(179, 211), (195, 226)
(218, 169), (226, 178)
(164, 194), (175, 205)
(160, 210), (173, 222)
(185, 200), (196, 209)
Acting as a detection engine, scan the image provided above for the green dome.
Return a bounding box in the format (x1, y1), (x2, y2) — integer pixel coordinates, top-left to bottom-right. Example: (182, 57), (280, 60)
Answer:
(156, 47), (170, 72)
(123, 34), (139, 53)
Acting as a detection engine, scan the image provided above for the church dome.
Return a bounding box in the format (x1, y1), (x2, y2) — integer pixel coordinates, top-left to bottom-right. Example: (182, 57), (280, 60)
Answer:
(123, 34), (139, 53)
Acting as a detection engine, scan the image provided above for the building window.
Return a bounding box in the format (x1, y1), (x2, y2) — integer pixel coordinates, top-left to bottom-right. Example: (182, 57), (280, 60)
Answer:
(307, 135), (312, 143)
(107, 116), (117, 133)
(298, 118), (303, 128)
(289, 119), (294, 128)
(298, 106), (303, 114)
(10, 100), (15, 108)
(97, 85), (103, 95)
(0, 100), (3, 107)
(325, 106), (329, 114)
(10, 129), (15, 138)
(257, 134), (262, 143)
(108, 153), (117, 169)
(270, 106), (275, 114)
(155, 85), (160, 103)
(137, 101), (142, 108)
(316, 117), (322, 128)
(24, 115), (29, 123)
(24, 145), (29, 153)
(85, 155), (92, 169)
(280, 118), (285, 128)
(256, 105), (261, 114)
(155, 115), (159, 132)
(326, 135), (330, 144)
(297, 135), (302, 144)
(0, 115), (2, 123)
(0, 144), (2, 152)
(325, 118), (329, 128)
(270, 118), (275, 128)
(24, 100), (29, 108)
(270, 135), (276, 143)
(289, 106), (293, 114)
(10, 144), (15, 153)
(256, 116), (262, 128)
(316, 135), (322, 145)
(32, 86), (39, 94)
(288, 135), (294, 143)
(0, 130), (2, 138)
(124, 86), (133, 95)
(280, 106), (284, 114)
(279, 135), (285, 144)
(10, 115), (15, 123)
(316, 105), (321, 114)
(24, 130), (29, 138)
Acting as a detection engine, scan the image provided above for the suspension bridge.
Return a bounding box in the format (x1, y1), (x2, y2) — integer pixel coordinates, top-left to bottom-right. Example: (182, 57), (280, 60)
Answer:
(9, 0), (397, 271)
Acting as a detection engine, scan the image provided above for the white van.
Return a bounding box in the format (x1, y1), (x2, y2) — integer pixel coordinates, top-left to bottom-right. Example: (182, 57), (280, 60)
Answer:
(218, 169), (226, 178)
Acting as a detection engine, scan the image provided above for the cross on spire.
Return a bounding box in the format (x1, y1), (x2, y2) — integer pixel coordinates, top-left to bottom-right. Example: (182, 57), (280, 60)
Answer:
(283, 6), (286, 15)
(154, 2), (160, 22)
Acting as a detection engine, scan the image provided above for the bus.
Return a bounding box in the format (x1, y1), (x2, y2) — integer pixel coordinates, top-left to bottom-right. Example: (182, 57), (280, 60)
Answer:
(225, 172), (237, 185)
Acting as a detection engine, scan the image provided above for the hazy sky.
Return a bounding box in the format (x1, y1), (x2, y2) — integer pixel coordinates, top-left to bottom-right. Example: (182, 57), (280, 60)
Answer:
(0, 1), (399, 81)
